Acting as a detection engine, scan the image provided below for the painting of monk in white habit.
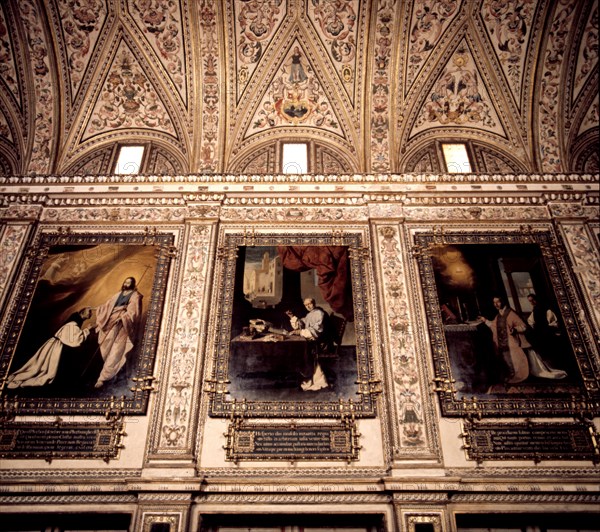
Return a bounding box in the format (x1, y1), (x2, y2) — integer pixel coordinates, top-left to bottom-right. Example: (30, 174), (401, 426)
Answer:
(1, 237), (171, 411)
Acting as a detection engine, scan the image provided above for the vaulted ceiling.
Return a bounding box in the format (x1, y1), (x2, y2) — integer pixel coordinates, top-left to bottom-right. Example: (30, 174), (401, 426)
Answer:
(0, 0), (597, 176)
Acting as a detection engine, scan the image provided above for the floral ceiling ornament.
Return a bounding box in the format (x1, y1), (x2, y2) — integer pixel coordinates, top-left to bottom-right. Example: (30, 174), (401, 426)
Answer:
(422, 50), (496, 126)
(235, 0), (285, 97)
(574, 4), (598, 99)
(128, 0), (186, 102)
(407, 0), (461, 90)
(411, 45), (505, 138)
(84, 45), (175, 139)
(58, 0), (107, 100)
(0, 3), (20, 103)
(308, 0), (359, 87)
(481, 0), (536, 102)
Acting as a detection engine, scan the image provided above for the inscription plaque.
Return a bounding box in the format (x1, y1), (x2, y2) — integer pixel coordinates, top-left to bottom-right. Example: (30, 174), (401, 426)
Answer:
(0, 418), (124, 461)
(226, 421), (360, 461)
(462, 420), (599, 463)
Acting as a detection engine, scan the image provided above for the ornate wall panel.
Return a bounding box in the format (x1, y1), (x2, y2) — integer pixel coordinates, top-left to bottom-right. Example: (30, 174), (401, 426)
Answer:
(373, 221), (438, 458)
(149, 221), (216, 457)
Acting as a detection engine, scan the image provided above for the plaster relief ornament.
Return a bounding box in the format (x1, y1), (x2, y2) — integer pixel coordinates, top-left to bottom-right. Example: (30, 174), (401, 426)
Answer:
(248, 43), (341, 136)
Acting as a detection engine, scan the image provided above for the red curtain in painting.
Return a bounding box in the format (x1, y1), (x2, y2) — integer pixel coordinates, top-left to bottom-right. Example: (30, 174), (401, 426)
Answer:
(277, 246), (354, 322)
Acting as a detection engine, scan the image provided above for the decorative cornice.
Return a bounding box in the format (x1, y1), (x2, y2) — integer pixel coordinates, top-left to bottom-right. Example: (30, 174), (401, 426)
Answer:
(196, 493), (393, 504)
(0, 468), (142, 481)
(450, 493), (600, 503)
(0, 173), (597, 186)
(197, 467), (389, 478)
(0, 494), (138, 504)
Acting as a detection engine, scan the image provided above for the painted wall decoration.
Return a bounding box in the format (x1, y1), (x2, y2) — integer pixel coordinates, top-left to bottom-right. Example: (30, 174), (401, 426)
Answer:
(415, 230), (600, 417)
(208, 232), (377, 418)
(246, 43), (341, 138)
(0, 231), (173, 414)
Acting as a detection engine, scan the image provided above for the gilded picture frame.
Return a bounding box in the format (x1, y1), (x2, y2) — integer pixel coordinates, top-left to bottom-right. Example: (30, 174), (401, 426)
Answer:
(208, 231), (377, 418)
(0, 230), (174, 414)
(414, 229), (599, 417)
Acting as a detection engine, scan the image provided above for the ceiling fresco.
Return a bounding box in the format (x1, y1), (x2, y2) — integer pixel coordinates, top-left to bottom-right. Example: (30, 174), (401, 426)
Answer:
(0, 0), (597, 176)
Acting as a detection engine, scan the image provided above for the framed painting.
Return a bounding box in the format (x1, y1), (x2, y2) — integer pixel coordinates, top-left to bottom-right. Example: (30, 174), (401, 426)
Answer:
(0, 230), (174, 414)
(414, 229), (600, 417)
(208, 231), (378, 418)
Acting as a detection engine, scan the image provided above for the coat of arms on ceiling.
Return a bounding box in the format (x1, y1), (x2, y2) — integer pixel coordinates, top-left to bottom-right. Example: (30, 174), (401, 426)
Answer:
(248, 44), (340, 137)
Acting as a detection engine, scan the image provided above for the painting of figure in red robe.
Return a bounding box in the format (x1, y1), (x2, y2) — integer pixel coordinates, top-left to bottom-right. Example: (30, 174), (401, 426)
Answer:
(227, 245), (358, 401)
(1, 235), (172, 412)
